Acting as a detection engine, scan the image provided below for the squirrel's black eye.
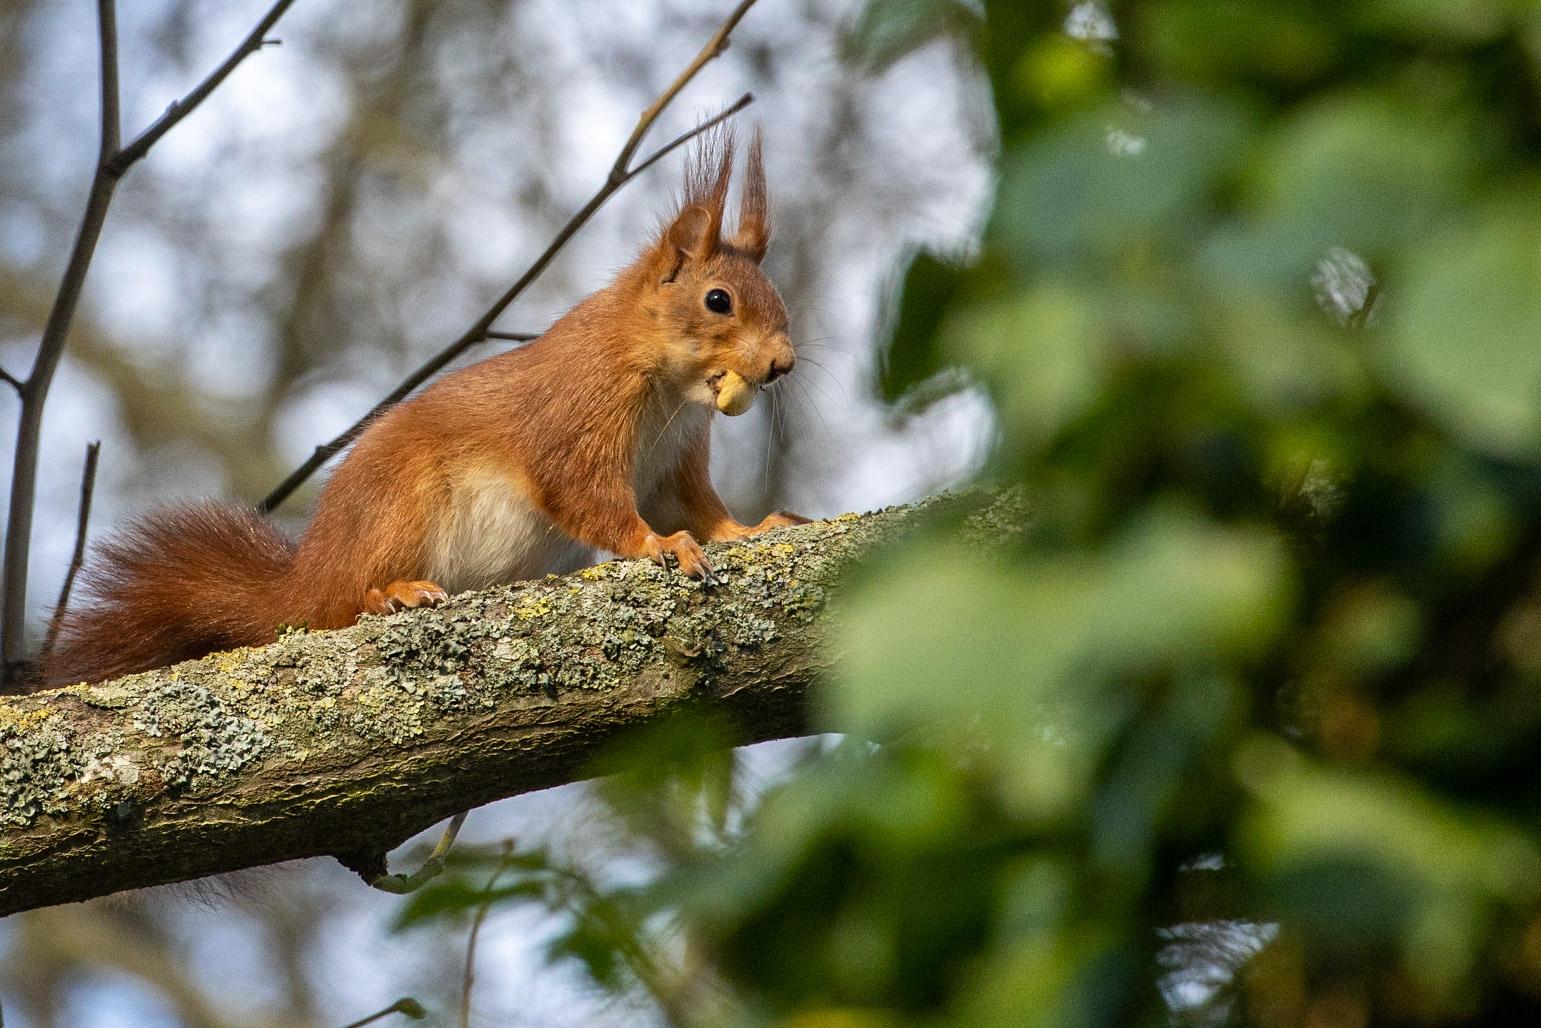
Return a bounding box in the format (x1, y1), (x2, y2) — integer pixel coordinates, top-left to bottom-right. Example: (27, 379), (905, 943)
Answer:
(704, 288), (732, 315)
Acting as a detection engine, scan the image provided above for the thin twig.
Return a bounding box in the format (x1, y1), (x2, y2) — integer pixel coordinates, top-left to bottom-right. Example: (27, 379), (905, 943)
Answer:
(612, 0), (757, 174)
(626, 92), (753, 181)
(366, 811), (469, 894)
(98, 0), (122, 158)
(258, 0), (762, 513)
(542, 857), (703, 1027)
(461, 841), (517, 1028)
(40, 441), (101, 660)
(1347, 280), (1380, 330)
(0, 367), (20, 391)
(0, 0), (295, 687)
(481, 330), (540, 343)
(0, 1), (121, 686)
(105, 1), (296, 177)
(337, 997), (426, 1028)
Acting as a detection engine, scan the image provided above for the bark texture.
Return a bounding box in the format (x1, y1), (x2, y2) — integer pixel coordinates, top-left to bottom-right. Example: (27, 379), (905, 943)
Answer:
(0, 493), (1023, 916)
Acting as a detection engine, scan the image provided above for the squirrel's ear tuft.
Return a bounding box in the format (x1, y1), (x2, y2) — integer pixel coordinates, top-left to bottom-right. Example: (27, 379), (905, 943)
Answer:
(682, 128), (736, 252)
(731, 129), (770, 263)
(649, 131), (736, 280)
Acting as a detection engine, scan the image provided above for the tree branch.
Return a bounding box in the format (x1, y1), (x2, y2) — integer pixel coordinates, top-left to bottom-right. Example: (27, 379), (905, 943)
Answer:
(1, 0), (296, 687)
(257, 0), (764, 514)
(104, 1), (296, 178)
(625, 93), (754, 181)
(460, 841), (514, 1028)
(612, 0), (758, 175)
(1, 1), (121, 687)
(339, 997), (426, 1028)
(40, 441), (102, 661)
(0, 495), (1016, 917)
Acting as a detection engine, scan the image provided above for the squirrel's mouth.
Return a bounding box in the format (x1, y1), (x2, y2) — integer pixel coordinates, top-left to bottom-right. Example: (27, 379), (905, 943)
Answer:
(707, 370), (757, 416)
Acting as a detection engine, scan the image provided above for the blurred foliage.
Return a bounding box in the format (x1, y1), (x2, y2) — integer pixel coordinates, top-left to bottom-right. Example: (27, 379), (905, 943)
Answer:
(412, 0), (1541, 1024)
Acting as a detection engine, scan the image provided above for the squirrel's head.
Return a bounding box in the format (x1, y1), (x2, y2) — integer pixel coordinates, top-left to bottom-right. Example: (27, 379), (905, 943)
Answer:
(634, 130), (792, 416)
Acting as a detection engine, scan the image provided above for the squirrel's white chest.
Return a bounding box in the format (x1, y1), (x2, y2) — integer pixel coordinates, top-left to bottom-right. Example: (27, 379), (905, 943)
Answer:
(632, 399), (709, 498)
(424, 401), (707, 594)
(425, 467), (589, 594)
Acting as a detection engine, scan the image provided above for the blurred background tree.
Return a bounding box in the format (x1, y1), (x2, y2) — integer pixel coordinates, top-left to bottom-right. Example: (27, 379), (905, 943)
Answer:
(7, 0), (1541, 1025)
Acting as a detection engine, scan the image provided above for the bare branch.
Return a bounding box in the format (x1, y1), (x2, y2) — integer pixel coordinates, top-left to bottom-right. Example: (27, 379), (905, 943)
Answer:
(104, 1), (297, 177)
(480, 331), (540, 343)
(338, 997), (427, 1028)
(0, 0), (295, 687)
(40, 441), (101, 661)
(96, 0), (121, 161)
(0, 367), (20, 392)
(1348, 280), (1380, 330)
(611, 0), (758, 175)
(258, 1), (763, 513)
(460, 842), (516, 1028)
(628, 92), (754, 181)
(362, 810), (469, 894)
(1, 2), (123, 686)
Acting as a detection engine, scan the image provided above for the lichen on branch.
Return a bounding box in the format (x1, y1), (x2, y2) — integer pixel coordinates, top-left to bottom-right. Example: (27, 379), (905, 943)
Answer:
(0, 494), (1013, 916)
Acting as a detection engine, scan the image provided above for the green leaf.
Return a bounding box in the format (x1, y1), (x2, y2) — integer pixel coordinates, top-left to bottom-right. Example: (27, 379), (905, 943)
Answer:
(1135, 0), (1341, 87)
(1236, 736), (1541, 992)
(992, 93), (1251, 266)
(1356, 0), (1510, 44)
(1246, 87), (1477, 258)
(846, 0), (981, 70)
(945, 282), (1111, 453)
(1383, 205), (1541, 459)
(391, 850), (555, 930)
(828, 510), (1291, 818)
(876, 249), (968, 406)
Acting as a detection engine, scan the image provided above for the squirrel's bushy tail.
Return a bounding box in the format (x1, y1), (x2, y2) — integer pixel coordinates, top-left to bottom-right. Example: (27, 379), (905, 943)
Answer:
(44, 502), (296, 686)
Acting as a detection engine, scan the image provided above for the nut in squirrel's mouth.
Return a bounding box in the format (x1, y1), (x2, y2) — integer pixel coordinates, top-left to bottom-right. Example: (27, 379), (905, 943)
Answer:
(707, 370), (757, 416)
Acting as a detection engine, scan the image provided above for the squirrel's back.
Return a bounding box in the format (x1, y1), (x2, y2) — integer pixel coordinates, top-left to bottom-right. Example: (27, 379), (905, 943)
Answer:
(43, 502), (296, 686)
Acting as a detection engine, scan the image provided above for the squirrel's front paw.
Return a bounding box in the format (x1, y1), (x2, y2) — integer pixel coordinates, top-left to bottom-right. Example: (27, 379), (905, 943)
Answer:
(365, 580), (450, 614)
(642, 530), (711, 579)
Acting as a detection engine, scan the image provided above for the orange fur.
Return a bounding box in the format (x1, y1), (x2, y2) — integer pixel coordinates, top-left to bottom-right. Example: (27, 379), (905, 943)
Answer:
(44, 131), (806, 686)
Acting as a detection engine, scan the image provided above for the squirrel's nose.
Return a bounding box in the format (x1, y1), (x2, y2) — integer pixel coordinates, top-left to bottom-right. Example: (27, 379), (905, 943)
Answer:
(765, 348), (795, 384)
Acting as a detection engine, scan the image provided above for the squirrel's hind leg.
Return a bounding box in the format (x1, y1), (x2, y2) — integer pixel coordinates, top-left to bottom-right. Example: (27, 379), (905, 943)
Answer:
(746, 511), (810, 534)
(706, 511), (810, 542)
(364, 580), (449, 615)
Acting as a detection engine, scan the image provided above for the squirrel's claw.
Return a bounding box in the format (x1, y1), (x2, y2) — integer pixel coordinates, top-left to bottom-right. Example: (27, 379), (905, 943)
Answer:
(366, 580), (450, 615)
(642, 530), (711, 581)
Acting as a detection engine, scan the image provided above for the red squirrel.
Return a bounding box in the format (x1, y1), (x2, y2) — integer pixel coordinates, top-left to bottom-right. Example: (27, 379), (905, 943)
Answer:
(45, 131), (807, 686)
